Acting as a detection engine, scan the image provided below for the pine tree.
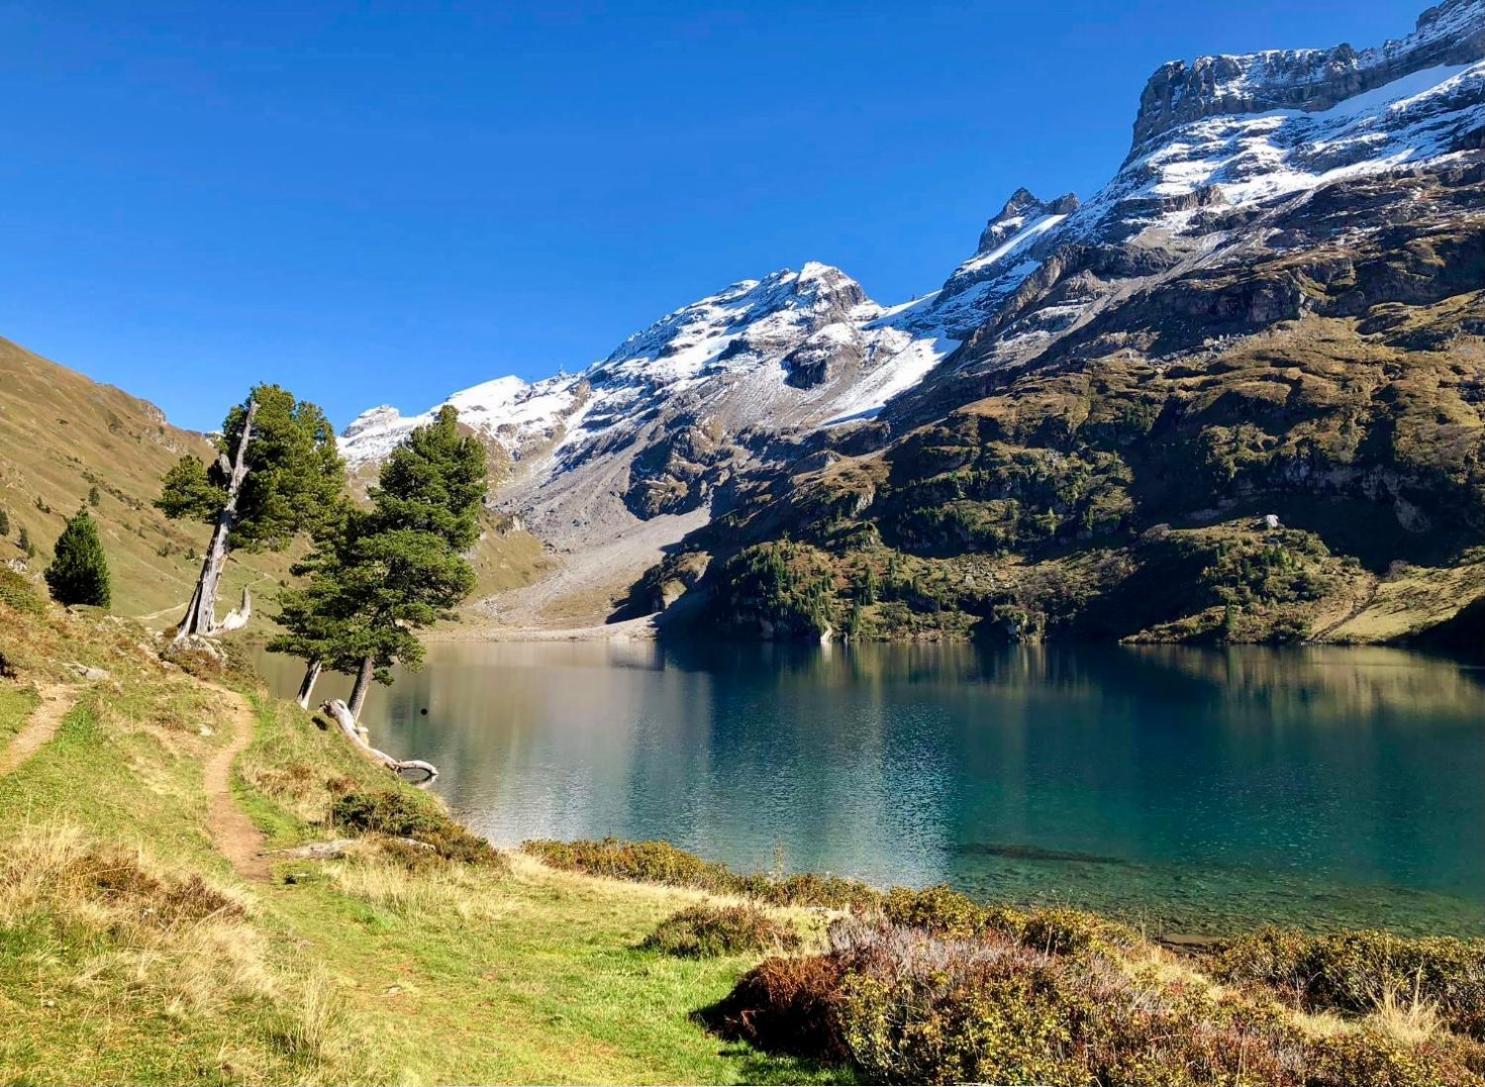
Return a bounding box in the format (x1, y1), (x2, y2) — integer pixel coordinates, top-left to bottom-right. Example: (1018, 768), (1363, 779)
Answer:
(347, 408), (486, 717)
(87, 485), (101, 508)
(18, 526), (34, 558)
(273, 407), (487, 716)
(0, 507), (9, 536)
(44, 509), (111, 608)
(158, 385), (344, 641)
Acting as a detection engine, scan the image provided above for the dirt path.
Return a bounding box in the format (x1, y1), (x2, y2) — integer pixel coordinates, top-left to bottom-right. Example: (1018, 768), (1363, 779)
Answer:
(202, 687), (270, 882)
(0, 684), (78, 776)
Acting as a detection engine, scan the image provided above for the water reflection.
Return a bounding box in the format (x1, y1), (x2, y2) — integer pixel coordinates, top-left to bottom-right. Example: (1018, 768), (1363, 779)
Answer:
(251, 641), (1485, 934)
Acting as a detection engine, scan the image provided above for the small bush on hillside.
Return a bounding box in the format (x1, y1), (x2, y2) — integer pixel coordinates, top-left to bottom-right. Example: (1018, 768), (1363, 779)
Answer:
(642, 904), (801, 959)
(881, 885), (1140, 957)
(161, 640), (226, 680)
(524, 837), (878, 909)
(0, 567), (44, 616)
(62, 846), (243, 928)
(43, 509), (111, 609)
(700, 953), (849, 1061)
(332, 790), (501, 868)
(0, 508), (9, 536)
(1216, 927), (1485, 1039)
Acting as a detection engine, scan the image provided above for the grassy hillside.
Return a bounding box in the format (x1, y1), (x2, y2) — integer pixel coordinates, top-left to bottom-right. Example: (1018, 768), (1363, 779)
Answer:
(0, 336), (293, 621)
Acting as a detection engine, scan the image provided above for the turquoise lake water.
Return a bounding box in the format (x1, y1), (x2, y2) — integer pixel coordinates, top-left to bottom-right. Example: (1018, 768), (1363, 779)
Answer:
(252, 640), (1485, 935)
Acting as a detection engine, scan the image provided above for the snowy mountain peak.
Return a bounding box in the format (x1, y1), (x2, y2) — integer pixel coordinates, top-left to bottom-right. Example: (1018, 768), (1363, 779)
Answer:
(976, 189), (1081, 256)
(1131, 0), (1484, 151)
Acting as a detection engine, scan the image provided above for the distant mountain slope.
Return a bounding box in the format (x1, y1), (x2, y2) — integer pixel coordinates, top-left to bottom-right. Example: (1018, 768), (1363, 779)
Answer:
(344, 0), (1485, 637)
(652, 0), (1485, 645)
(0, 337), (288, 618)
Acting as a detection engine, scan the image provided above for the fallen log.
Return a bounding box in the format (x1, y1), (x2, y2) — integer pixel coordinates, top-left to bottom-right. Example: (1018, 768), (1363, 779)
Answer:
(319, 698), (439, 787)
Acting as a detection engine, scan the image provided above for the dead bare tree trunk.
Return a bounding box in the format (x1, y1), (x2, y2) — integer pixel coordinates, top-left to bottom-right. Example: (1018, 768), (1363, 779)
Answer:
(320, 698), (437, 786)
(347, 655), (374, 720)
(175, 399), (258, 643)
(295, 659), (323, 709)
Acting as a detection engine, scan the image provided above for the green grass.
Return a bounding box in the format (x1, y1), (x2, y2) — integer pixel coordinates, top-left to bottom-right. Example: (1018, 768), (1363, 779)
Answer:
(0, 598), (850, 1085)
(236, 693), (849, 1084)
(0, 683), (37, 750)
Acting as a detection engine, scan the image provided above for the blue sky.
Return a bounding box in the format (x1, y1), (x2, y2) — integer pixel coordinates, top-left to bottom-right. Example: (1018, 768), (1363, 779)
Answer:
(1, 0), (1421, 431)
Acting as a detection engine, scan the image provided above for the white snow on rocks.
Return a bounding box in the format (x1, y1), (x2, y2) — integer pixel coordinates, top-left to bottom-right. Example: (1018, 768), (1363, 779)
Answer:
(343, 0), (1484, 487)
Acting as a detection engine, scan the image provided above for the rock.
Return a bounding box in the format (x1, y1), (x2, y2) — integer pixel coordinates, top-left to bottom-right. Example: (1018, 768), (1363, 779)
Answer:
(1130, 0), (1485, 149)
(1262, 514), (1281, 530)
(274, 839), (359, 860)
(65, 662), (110, 682)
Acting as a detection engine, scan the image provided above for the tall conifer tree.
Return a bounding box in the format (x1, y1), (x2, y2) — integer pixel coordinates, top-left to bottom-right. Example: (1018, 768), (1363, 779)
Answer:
(44, 509), (111, 608)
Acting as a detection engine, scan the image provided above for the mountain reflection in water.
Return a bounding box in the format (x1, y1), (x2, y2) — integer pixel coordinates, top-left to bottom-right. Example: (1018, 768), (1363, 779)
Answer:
(250, 640), (1485, 935)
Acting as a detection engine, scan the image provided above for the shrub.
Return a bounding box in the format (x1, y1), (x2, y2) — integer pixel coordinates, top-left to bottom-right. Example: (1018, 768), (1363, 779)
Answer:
(162, 640), (226, 680)
(642, 904), (801, 959)
(0, 567), (44, 616)
(524, 837), (878, 909)
(63, 847), (243, 928)
(1216, 927), (1485, 1039)
(700, 954), (849, 1061)
(331, 790), (502, 868)
(44, 509), (111, 608)
(834, 927), (1087, 1086)
(1309, 1028), (1485, 1087)
(708, 918), (1485, 1087)
(880, 885), (1139, 957)
(0, 507), (8, 535)
(882, 884), (987, 937)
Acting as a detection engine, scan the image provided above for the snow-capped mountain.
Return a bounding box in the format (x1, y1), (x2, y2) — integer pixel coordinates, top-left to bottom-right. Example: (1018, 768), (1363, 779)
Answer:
(341, 259), (971, 559)
(343, 0), (1485, 627)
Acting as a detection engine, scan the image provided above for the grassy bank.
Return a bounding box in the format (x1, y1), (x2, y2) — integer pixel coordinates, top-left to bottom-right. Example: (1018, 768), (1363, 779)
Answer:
(0, 581), (843, 1085)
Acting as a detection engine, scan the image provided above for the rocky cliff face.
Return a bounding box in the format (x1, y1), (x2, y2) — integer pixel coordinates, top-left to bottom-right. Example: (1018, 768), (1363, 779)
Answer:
(646, 0), (1485, 645)
(1131, 0), (1485, 149)
(345, 0), (1485, 636)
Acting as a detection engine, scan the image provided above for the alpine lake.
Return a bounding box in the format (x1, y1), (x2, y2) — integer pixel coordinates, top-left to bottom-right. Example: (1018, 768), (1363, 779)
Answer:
(250, 639), (1485, 936)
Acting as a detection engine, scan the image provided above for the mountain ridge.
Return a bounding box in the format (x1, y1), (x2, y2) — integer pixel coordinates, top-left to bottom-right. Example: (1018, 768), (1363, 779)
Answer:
(339, 0), (1485, 635)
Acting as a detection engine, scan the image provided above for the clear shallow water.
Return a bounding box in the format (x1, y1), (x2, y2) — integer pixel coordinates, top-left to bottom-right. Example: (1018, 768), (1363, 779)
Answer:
(251, 640), (1485, 935)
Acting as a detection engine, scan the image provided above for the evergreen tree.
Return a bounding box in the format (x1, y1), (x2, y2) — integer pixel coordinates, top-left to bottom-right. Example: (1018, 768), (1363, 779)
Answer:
(345, 407), (485, 715)
(158, 385), (344, 641)
(273, 407), (486, 716)
(87, 485), (101, 508)
(44, 509), (111, 608)
(0, 507), (9, 536)
(18, 526), (35, 558)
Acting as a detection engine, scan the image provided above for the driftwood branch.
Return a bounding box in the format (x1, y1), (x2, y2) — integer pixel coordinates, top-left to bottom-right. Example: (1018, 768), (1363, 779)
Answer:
(320, 698), (438, 787)
(217, 587), (253, 633)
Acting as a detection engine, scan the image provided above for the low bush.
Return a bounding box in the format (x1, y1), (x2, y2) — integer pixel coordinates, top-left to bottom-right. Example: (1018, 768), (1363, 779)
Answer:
(642, 904), (801, 958)
(524, 837), (878, 909)
(331, 790), (503, 868)
(699, 953), (849, 1061)
(65, 849), (242, 927)
(708, 919), (1485, 1086)
(1216, 927), (1485, 1039)
(1309, 1028), (1485, 1087)
(0, 567), (44, 616)
(882, 885), (1140, 956)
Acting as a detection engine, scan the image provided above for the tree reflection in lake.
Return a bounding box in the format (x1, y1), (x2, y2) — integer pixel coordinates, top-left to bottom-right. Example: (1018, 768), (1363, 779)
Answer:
(250, 640), (1485, 935)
